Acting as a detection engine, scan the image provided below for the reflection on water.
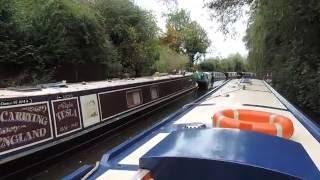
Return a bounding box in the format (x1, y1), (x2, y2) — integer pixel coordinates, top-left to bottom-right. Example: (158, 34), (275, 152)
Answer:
(29, 89), (208, 180)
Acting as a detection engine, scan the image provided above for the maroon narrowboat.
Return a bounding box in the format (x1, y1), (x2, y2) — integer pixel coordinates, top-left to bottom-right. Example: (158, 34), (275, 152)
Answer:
(0, 74), (197, 176)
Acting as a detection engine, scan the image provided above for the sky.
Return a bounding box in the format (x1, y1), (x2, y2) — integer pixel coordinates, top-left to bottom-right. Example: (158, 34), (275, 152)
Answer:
(134, 0), (249, 58)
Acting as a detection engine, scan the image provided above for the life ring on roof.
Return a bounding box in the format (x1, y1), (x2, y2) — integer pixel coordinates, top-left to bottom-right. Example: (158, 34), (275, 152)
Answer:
(212, 109), (294, 139)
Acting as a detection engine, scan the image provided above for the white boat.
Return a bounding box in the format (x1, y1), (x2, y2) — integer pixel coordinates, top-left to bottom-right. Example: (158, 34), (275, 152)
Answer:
(64, 78), (320, 180)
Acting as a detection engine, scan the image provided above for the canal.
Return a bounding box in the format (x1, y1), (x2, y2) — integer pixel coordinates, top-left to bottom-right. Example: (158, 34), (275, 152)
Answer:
(27, 88), (209, 180)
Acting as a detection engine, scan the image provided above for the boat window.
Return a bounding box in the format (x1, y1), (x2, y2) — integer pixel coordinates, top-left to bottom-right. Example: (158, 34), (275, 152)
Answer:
(150, 86), (159, 100)
(127, 89), (143, 108)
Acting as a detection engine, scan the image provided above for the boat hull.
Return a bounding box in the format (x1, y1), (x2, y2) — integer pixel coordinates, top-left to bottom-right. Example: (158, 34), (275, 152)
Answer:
(196, 80), (211, 90)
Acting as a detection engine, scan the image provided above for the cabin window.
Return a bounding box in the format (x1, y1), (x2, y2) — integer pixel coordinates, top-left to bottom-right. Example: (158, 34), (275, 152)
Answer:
(150, 86), (159, 100)
(127, 89), (143, 108)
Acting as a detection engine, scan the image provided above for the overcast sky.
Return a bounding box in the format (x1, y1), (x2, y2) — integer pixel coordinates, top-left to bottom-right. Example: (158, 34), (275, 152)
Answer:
(134, 0), (248, 58)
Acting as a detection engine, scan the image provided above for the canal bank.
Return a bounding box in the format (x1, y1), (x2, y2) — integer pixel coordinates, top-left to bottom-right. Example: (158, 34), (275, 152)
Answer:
(26, 89), (209, 180)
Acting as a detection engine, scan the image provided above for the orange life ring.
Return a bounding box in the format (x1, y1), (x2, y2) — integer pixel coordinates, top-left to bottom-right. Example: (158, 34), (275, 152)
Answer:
(212, 109), (294, 139)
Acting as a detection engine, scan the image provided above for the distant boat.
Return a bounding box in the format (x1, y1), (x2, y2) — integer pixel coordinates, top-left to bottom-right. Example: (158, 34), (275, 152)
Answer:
(0, 73), (198, 177)
(64, 78), (320, 180)
(193, 71), (226, 90)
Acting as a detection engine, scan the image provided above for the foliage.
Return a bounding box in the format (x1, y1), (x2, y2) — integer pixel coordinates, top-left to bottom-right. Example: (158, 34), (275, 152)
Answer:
(95, 0), (160, 76)
(166, 9), (191, 32)
(206, 0), (254, 34)
(160, 25), (182, 52)
(182, 22), (211, 64)
(0, 1), (52, 86)
(207, 0), (320, 113)
(0, 0), (119, 85)
(198, 53), (247, 72)
(155, 46), (188, 73)
(0, 0), (162, 86)
(161, 9), (211, 66)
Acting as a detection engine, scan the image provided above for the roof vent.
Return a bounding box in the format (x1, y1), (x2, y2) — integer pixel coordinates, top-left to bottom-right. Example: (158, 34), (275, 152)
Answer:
(182, 123), (206, 129)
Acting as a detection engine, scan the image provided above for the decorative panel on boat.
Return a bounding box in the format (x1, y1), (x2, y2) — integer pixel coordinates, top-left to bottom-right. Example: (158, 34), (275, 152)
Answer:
(0, 102), (53, 155)
(80, 94), (100, 128)
(52, 98), (82, 137)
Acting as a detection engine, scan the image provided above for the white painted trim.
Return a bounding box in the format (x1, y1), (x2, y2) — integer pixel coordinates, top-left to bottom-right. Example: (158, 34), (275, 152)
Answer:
(0, 101), (48, 109)
(119, 133), (169, 165)
(97, 92), (103, 122)
(98, 78), (187, 95)
(131, 169), (151, 180)
(51, 97), (83, 138)
(0, 101), (54, 156)
(97, 170), (137, 180)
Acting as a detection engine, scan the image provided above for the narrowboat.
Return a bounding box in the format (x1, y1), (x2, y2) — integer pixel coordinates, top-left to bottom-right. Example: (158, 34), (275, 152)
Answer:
(211, 71), (226, 82)
(241, 72), (256, 78)
(0, 73), (197, 177)
(64, 78), (320, 180)
(192, 72), (212, 90)
(225, 71), (239, 79)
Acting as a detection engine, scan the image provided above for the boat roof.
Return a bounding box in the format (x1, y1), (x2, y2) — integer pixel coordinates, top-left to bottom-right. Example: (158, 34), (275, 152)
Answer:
(64, 79), (320, 179)
(0, 73), (191, 98)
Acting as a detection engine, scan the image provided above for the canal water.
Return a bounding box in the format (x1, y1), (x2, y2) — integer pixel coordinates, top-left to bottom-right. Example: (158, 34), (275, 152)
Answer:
(28, 89), (209, 180)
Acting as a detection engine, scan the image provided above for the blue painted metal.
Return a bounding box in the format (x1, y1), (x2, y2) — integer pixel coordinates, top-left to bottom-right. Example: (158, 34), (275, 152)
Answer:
(140, 129), (320, 180)
(264, 81), (320, 142)
(62, 80), (230, 179)
(62, 164), (94, 180)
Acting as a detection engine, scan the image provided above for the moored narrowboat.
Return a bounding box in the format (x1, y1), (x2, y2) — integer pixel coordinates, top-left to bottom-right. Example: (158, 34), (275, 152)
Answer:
(0, 73), (197, 177)
(64, 78), (320, 180)
(211, 71), (226, 82)
(192, 72), (212, 90)
(225, 71), (239, 79)
(241, 72), (256, 78)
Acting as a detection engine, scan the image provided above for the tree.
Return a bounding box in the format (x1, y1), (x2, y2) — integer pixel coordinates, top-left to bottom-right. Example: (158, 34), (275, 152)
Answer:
(205, 0), (254, 34)
(0, 0), (31, 86)
(227, 53), (247, 72)
(162, 9), (210, 66)
(0, 0), (162, 84)
(160, 25), (182, 52)
(155, 46), (188, 73)
(95, 0), (160, 76)
(166, 9), (191, 32)
(198, 53), (247, 72)
(206, 0), (320, 113)
(182, 22), (211, 64)
(0, 0), (119, 84)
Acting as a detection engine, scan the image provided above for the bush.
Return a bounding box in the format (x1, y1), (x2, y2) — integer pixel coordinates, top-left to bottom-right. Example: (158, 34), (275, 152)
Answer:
(155, 46), (188, 73)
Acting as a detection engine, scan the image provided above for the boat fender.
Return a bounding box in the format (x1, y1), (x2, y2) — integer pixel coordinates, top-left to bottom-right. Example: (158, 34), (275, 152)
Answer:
(212, 109), (294, 139)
